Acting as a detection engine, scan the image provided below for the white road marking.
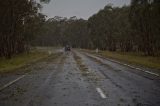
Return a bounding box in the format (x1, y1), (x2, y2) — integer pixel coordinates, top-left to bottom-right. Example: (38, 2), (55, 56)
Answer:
(87, 53), (159, 77)
(107, 57), (160, 77)
(96, 88), (107, 99)
(144, 71), (159, 76)
(0, 75), (26, 91)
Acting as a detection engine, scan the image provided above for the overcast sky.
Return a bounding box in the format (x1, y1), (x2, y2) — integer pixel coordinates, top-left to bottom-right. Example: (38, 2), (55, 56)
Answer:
(40, 0), (131, 19)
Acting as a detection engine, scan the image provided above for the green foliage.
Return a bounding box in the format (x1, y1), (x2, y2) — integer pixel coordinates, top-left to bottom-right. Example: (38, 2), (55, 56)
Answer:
(0, 0), (47, 58)
(0, 51), (48, 73)
(83, 49), (160, 71)
(87, 5), (133, 51)
(1, 0), (159, 58)
(90, 50), (160, 71)
(32, 16), (88, 48)
(34, 1), (160, 56)
(130, 0), (160, 56)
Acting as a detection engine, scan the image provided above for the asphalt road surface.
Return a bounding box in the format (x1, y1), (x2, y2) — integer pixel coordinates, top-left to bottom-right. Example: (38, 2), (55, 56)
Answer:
(0, 50), (160, 106)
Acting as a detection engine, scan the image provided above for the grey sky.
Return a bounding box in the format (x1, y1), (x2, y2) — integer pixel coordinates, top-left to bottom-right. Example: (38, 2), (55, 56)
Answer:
(40, 0), (131, 19)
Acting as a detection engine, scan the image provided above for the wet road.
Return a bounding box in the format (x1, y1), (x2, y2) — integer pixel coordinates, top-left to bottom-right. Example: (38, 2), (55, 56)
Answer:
(0, 50), (160, 106)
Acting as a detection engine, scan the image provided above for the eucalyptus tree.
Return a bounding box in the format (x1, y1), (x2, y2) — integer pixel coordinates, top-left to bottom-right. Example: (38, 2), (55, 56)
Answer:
(130, 0), (160, 55)
(88, 5), (131, 51)
(0, 0), (49, 58)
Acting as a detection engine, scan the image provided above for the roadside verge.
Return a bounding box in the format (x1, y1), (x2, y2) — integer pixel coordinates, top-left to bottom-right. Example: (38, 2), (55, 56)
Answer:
(80, 49), (160, 76)
(0, 51), (50, 74)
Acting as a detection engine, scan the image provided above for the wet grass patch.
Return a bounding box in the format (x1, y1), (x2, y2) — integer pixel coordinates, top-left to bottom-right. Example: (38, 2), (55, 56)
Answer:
(0, 51), (62, 74)
(101, 51), (160, 70)
(0, 51), (49, 74)
(82, 49), (160, 74)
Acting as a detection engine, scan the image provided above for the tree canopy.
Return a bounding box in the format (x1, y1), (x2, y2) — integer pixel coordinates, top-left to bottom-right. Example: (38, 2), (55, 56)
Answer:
(0, 0), (160, 58)
(33, 0), (160, 56)
(0, 0), (49, 58)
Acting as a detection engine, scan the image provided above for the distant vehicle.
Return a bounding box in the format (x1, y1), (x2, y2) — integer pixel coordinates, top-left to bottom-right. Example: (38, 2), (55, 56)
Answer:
(65, 45), (71, 51)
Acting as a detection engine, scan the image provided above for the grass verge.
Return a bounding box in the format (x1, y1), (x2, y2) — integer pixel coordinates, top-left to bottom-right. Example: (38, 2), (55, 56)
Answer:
(82, 49), (160, 71)
(0, 51), (49, 74)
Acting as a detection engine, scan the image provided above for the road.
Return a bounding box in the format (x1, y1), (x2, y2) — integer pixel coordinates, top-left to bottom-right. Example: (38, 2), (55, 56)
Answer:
(0, 50), (160, 106)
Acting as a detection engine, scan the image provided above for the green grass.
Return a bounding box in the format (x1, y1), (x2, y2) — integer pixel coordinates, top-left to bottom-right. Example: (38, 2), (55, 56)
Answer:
(0, 51), (49, 73)
(83, 49), (160, 72)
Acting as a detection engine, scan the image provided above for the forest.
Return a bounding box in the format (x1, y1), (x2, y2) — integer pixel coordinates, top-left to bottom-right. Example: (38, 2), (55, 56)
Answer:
(0, 0), (160, 59)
